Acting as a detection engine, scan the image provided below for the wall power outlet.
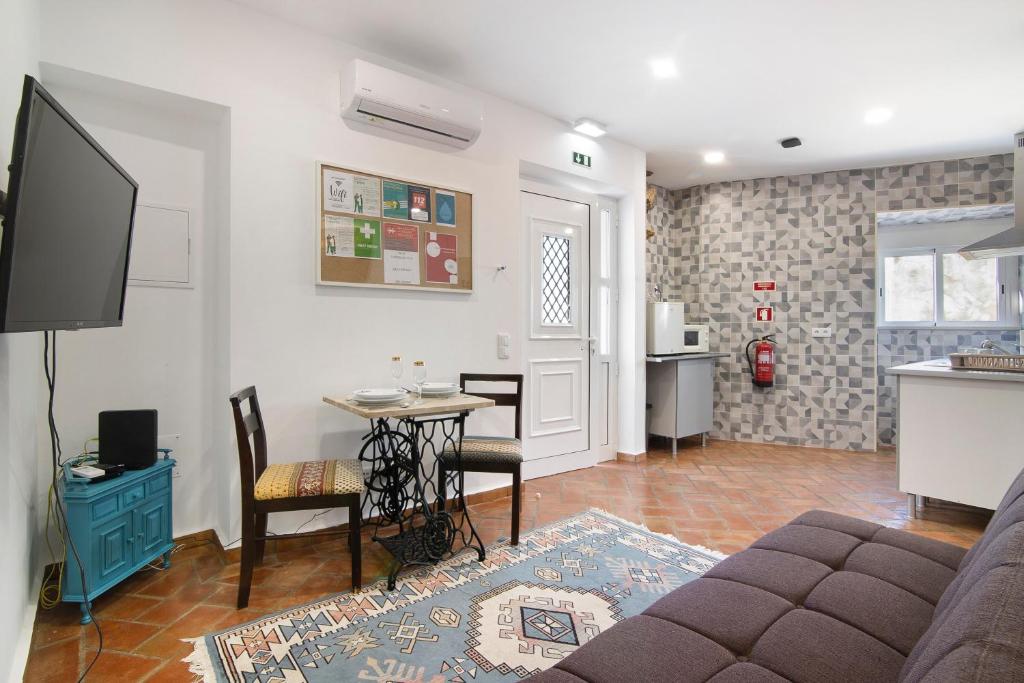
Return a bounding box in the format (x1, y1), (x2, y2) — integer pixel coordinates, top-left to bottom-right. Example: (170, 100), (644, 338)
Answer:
(811, 327), (833, 339)
(158, 433), (182, 477)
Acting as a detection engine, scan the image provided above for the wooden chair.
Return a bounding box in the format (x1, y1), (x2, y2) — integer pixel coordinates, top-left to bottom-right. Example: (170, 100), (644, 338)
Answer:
(229, 386), (363, 609)
(436, 373), (523, 545)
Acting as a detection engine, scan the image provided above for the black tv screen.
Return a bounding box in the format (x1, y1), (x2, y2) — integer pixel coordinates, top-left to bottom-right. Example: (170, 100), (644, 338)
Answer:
(0, 75), (138, 332)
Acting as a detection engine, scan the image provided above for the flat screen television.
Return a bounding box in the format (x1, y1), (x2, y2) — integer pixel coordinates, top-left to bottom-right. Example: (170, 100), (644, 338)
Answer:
(0, 75), (138, 333)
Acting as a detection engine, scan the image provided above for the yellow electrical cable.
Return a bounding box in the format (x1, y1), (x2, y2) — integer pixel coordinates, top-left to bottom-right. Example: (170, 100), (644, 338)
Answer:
(38, 484), (66, 609)
(39, 440), (96, 610)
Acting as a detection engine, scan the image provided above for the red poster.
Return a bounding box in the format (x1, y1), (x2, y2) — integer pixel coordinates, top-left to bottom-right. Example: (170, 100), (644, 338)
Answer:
(753, 280), (776, 291)
(425, 231), (458, 284)
(756, 306), (773, 322)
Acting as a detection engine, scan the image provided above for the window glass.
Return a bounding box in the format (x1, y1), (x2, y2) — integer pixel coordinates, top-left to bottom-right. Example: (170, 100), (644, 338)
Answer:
(883, 254), (934, 322)
(942, 253), (998, 322)
(540, 234), (572, 326)
(600, 209), (611, 279)
(599, 285), (610, 355)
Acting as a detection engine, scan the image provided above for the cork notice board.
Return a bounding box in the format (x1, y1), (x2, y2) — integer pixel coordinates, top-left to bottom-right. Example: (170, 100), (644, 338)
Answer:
(316, 162), (473, 292)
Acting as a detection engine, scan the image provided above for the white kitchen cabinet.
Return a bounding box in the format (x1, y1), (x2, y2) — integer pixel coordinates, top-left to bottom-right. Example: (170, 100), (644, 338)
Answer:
(890, 360), (1024, 515)
(646, 353), (726, 454)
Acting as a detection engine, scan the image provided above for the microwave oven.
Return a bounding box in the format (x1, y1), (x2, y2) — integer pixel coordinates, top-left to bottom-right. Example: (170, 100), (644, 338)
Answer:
(681, 324), (710, 353)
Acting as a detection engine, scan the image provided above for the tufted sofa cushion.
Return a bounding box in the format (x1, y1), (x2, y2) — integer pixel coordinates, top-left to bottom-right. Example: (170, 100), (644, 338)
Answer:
(529, 467), (1024, 683)
(898, 469), (1024, 682)
(529, 509), (965, 682)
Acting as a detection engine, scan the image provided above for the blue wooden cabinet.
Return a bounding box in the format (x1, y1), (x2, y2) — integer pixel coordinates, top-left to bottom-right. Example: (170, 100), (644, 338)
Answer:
(61, 457), (175, 623)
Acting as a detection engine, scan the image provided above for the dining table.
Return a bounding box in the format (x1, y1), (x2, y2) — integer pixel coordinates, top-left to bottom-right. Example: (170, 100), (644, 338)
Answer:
(323, 391), (496, 590)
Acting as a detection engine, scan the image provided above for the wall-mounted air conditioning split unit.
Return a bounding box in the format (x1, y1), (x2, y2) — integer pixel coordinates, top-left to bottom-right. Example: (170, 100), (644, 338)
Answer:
(340, 59), (483, 150)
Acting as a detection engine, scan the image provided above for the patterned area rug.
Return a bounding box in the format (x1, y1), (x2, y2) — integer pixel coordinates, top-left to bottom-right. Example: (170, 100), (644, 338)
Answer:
(186, 510), (724, 682)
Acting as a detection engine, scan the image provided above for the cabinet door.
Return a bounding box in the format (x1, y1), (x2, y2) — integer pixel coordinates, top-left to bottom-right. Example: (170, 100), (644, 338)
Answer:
(95, 513), (134, 587)
(136, 495), (171, 562)
(676, 360), (713, 437)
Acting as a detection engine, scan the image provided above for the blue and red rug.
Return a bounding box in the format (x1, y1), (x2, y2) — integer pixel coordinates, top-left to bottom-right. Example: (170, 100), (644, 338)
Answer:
(186, 510), (723, 682)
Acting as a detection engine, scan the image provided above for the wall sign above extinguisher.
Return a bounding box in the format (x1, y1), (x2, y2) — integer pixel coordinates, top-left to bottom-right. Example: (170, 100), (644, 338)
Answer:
(755, 306), (773, 322)
(745, 335), (777, 388)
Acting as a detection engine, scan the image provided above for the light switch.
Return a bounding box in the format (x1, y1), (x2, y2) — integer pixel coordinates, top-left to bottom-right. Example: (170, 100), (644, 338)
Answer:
(497, 332), (511, 359)
(811, 327), (833, 339)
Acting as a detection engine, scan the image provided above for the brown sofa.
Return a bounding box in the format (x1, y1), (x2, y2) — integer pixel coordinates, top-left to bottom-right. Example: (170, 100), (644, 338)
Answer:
(530, 468), (1024, 682)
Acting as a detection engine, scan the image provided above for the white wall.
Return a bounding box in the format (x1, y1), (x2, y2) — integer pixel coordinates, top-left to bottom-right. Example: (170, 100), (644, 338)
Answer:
(0, 1), (41, 679)
(42, 81), (231, 540)
(38, 0), (646, 542)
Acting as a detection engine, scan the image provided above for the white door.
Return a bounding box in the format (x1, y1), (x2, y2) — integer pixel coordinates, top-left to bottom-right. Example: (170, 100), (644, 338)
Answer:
(521, 189), (593, 472)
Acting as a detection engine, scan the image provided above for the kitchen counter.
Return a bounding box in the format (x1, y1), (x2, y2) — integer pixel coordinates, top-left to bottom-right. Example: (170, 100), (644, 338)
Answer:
(888, 358), (1024, 383)
(646, 354), (725, 453)
(647, 352), (730, 363)
(889, 357), (1024, 516)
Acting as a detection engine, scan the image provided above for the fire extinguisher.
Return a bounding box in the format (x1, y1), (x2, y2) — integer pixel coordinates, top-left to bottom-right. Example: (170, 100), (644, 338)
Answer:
(745, 335), (777, 388)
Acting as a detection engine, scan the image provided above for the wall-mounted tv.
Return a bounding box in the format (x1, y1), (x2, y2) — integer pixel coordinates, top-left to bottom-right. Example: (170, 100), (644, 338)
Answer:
(0, 75), (138, 333)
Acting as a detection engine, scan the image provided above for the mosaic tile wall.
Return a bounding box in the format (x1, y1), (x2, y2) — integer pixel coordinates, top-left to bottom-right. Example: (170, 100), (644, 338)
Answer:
(876, 329), (1019, 445)
(652, 152), (1014, 452)
(645, 185), (681, 301)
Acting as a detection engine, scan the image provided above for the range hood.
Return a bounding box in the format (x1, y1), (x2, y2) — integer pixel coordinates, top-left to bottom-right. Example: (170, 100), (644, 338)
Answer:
(959, 131), (1023, 260)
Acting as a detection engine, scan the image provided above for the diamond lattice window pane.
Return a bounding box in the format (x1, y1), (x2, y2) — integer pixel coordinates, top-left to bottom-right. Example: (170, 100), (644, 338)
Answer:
(541, 235), (572, 326)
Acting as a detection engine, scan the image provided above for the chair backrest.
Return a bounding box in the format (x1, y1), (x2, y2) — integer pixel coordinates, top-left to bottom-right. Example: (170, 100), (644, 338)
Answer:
(229, 386), (268, 501)
(459, 373), (524, 439)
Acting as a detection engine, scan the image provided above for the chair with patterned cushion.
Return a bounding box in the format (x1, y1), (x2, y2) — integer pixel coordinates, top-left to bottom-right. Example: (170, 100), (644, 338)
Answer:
(230, 386), (363, 609)
(436, 373), (524, 545)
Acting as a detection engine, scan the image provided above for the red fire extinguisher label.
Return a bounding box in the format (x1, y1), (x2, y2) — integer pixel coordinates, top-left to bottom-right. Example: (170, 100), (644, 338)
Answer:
(756, 306), (773, 322)
(753, 280), (776, 291)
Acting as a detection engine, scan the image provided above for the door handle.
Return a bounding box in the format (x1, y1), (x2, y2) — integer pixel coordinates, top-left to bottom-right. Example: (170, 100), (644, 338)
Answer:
(588, 336), (598, 355)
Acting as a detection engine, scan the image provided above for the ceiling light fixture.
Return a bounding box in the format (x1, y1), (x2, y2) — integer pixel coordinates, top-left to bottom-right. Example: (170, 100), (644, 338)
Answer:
(864, 107), (893, 125)
(703, 150), (725, 165)
(649, 57), (678, 79)
(572, 118), (607, 138)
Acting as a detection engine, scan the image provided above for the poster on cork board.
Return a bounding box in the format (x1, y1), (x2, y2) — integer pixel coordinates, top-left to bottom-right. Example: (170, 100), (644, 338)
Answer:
(316, 162), (473, 293)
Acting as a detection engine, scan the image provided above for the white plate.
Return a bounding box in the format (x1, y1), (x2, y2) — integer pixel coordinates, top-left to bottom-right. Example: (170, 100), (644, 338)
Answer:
(351, 396), (406, 406)
(419, 389), (460, 397)
(353, 388), (407, 400)
(419, 382), (460, 395)
(420, 382), (458, 391)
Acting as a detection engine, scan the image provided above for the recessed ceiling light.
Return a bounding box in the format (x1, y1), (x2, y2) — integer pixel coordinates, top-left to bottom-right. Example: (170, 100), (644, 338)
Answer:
(572, 118), (606, 137)
(703, 150), (725, 165)
(864, 107), (893, 125)
(649, 58), (678, 79)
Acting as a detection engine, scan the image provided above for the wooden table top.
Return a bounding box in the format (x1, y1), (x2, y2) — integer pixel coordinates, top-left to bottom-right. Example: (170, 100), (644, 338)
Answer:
(323, 392), (495, 419)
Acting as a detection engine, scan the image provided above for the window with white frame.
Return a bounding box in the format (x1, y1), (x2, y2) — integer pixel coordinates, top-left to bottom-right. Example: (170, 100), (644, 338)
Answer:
(878, 246), (1018, 328)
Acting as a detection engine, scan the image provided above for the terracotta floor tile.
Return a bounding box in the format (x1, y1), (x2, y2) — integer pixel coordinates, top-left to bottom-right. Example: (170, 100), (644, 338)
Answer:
(90, 593), (163, 621)
(76, 651), (163, 682)
(24, 439), (991, 680)
(82, 618), (163, 653)
(141, 658), (194, 683)
(22, 638), (81, 683)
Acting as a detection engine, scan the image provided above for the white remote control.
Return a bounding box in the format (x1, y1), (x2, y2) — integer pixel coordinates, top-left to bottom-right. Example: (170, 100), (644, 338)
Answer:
(71, 465), (105, 479)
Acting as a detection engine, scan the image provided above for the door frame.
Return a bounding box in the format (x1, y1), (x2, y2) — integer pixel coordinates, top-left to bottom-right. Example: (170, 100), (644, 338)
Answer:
(594, 197), (619, 463)
(519, 178), (615, 479)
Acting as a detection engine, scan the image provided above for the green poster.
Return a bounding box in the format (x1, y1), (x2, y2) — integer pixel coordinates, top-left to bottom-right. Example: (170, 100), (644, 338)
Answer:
(353, 219), (381, 259)
(382, 180), (409, 220)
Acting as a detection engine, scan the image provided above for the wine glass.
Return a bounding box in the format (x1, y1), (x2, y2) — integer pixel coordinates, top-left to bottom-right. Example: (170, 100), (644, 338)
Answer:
(413, 360), (427, 403)
(390, 355), (403, 390)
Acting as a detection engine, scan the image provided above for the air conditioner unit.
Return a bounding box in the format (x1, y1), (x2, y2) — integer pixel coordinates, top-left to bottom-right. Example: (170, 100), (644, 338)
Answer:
(340, 59), (482, 150)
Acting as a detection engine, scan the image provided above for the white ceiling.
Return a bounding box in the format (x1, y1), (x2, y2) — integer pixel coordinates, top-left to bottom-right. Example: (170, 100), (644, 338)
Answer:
(231, 0), (1024, 189)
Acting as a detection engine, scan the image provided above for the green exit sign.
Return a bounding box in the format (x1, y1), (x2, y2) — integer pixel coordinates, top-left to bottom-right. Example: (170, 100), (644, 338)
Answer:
(572, 151), (592, 168)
